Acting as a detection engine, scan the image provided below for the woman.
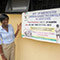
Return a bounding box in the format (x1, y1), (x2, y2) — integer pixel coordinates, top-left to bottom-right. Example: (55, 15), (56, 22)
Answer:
(0, 14), (21, 60)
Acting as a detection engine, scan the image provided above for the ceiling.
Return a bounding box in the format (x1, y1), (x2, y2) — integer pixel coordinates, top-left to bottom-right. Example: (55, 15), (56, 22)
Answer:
(29, 0), (60, 11)
(0, 0), (60, 13)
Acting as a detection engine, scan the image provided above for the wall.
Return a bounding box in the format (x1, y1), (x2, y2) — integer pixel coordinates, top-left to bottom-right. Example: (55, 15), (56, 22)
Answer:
(0, 14), (60, 60)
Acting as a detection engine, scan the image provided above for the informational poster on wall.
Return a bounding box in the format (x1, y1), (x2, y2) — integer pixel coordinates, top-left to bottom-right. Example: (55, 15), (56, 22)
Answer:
(22, 8), (60, 44)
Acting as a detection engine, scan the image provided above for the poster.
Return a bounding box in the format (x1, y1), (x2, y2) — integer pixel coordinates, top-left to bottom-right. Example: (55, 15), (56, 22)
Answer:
(22, 8), (60, 44)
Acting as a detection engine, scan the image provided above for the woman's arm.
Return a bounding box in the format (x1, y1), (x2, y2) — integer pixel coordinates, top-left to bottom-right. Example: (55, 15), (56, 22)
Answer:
(15, 23), (21, 37)
(15, 29), (19, 37)
(0, 45), (3, 55)
(0, 45), (7, 60)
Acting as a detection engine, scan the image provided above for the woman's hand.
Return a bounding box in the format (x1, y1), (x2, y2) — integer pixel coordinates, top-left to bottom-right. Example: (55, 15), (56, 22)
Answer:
(1, 55), (7, 60)
(0, 45), (7, 60)
(17, 23), (21, 31)
(15, 23), (22, 37)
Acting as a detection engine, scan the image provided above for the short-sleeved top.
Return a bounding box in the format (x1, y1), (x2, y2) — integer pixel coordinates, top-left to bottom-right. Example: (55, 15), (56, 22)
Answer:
(0, 24), (15, 44)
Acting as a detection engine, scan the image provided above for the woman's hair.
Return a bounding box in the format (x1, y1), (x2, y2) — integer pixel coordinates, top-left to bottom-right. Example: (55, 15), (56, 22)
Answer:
(0, 14), (9, 22)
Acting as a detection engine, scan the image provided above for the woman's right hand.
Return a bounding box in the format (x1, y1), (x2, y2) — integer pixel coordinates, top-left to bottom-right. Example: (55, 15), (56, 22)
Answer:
(1, 55), (7, 60)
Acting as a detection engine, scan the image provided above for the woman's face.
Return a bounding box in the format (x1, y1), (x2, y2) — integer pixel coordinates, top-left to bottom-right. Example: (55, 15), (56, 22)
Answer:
(1, 18), (9, 27)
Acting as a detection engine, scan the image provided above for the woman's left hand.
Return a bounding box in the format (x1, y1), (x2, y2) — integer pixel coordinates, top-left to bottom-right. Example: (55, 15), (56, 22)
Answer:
(15, 23), (22, 37)
(17, 23), (21, 31)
